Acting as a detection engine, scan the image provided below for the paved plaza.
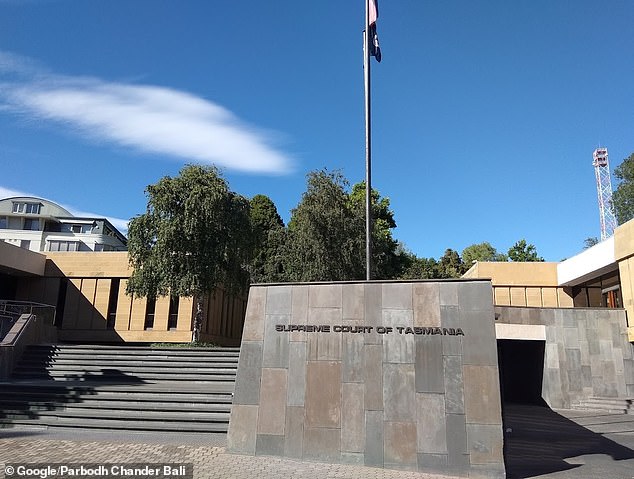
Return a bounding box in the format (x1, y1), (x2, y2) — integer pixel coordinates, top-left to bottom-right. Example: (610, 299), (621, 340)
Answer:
(0, 429), (454, 479)
(1, 406), (633, 479)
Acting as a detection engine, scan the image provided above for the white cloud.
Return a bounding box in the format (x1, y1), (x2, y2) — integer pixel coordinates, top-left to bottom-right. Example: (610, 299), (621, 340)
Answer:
(0, 186), (129, 234)
(0, 51), (44, 77)
(0, 53), (294, 174)
(0, 186), (37, 201)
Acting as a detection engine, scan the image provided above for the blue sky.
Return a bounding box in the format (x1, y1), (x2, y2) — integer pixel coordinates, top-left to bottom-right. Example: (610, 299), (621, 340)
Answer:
(0, 0), (632, 262)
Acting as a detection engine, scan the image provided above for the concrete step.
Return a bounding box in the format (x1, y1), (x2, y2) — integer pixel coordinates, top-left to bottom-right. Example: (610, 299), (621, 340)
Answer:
(581, 397), (632, 405)
(0, 381), (235, 395)
(25, 345), (240, 356)
(0, 389), (233, 404)
(2, 344), (239, 434)
(571, 397), (633, 415)
(2, 406), (229, 421)
(11, 370), (236, 382)
(22, 353), (240, 363)
(14, 364), (237, 374)
(0, 398), (232, 412)
(0, 416), (229, 433)
(18, 357), (238, 366)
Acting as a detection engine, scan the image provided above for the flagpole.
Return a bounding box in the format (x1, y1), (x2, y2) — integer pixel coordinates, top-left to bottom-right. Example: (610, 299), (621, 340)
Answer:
(364, 0), (372, 281)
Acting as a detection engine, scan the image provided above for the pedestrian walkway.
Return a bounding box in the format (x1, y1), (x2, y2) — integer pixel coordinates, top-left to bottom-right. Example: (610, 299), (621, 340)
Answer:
(1, 406), (634, 479)
(0, 428), (454, 479)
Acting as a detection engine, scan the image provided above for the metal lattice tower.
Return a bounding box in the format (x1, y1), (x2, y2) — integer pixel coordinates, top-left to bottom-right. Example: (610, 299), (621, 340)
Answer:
(593, 147), (618, 240)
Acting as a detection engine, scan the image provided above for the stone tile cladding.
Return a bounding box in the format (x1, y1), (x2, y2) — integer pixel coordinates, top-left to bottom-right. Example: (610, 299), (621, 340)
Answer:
(228, 281), (505, 479)
(495, 306), (634, 406)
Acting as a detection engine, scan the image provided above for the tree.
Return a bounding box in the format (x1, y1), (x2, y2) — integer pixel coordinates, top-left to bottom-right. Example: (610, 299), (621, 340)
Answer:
(283, 170), (365, 282)
(399, 250), (439, 280)
(348, 182), (405, 279)
(612, 153), (634, 225)
(249, 194), (286, 283)
(126, 165), (252, 342)
(437, 249), (465, 278)
(583, 237), (599, 249)
(461, 242), (507, 267)
(507, 239), (544, 262)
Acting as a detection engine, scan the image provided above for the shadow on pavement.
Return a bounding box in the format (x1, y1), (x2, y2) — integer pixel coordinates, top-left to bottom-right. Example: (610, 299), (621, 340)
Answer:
(0, 429), (48, 439)
(503, 403), (634, 479)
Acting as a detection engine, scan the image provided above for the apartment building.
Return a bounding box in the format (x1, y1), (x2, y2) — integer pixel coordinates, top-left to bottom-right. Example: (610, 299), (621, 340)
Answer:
(0, 196), (127, 253)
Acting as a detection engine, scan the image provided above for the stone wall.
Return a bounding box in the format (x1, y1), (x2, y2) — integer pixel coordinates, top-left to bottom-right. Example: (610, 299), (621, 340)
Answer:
(227, 281), (505, 478)
(495, 306), (634, 407)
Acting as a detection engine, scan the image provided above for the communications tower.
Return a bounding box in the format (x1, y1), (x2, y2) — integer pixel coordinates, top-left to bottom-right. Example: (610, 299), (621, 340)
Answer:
(593, 147), (618, 240)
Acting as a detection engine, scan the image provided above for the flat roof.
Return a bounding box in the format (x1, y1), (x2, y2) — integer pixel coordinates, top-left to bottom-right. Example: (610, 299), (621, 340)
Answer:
(557, 236), (616, 286)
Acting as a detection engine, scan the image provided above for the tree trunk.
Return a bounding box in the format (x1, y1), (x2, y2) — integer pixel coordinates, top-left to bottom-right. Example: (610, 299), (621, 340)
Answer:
(192, 296), (203, 343)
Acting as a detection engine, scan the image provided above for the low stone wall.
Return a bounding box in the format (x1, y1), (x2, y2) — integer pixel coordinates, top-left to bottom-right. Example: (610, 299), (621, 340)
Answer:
(227, 280), (505, 478)
(496, 306), (634, 406)
(0, 314), (57, 380)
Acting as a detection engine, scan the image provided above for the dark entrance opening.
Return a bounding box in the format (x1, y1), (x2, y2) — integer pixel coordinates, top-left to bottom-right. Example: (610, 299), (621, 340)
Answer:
(497, 339), (546, 405)
(0, 274), (18, 300)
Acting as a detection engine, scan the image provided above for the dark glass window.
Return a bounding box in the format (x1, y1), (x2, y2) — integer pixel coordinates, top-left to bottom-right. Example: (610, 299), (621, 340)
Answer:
(168, 295), (179, 330)
(106, 279), (120, 329)
(144, 297), (156, 330)
(12, 202), (40, 214)
(24, 218), (40, 230)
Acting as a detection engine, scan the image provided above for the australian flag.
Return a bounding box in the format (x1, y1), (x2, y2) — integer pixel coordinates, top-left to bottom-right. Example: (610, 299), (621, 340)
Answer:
(369, 0), (381, 62)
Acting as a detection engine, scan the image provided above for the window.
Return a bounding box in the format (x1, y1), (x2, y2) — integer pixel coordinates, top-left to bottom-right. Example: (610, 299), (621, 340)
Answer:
(24, 218), (40, 231)
(602, 285), (622, 308)
(43, 221), (61, 232)
(12, 202), (40, 214)
(144, 297), (156, 330)
(48, 240), (80, 252)
(168, 295), (179, 330)
(106, 279), (120, 329)
(19, 240), (31, 250)
(26, 203), (41, 214)
(0, 217), (7, 229)
(68, 224), (93, 234)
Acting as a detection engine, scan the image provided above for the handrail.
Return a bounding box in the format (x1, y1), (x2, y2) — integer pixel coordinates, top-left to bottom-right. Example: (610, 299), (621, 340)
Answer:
(0, 299), (54, 308)
(0, 300), (56, 341)
(0, 314), (17, 340)
(0, 313), (34, 347)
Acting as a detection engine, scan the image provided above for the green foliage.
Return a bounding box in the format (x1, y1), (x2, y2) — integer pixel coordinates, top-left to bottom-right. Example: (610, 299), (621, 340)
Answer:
(507, 239), (544, 262)
(461, 242), (507, 267)
(612, 153), (634, 225)
(583, 237), (600, 249)
(250, 194), (284, 232)
(348, 181), (406, 279)
(126, 165), (252, 340)
(437, 248), (465, 278)
(283, 170), (365, 281)
(281, 171), (407, 282)
(249, 194), (286, 283)
(398, 247), (439, 280)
